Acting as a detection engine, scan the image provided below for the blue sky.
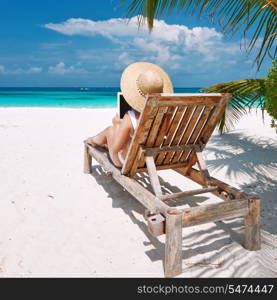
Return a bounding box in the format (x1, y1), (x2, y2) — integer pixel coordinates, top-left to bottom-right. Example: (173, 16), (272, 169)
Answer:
(0, 0), (273, 87)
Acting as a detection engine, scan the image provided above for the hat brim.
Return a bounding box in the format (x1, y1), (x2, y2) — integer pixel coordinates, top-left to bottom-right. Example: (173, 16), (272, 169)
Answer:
(120, 62), (173, 112)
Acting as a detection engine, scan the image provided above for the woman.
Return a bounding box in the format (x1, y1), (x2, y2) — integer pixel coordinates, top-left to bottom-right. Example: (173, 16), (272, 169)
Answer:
(85, 62), (173, 167)
(85, 108), (140, 167)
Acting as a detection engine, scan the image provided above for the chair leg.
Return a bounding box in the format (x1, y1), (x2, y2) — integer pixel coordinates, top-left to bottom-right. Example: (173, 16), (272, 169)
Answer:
(165, 210), (183, 277)
(84, 144), (92, 174)
(195, 147), (211, 187)
(244, 198), (261, 250)
(145, 155), (162, 197)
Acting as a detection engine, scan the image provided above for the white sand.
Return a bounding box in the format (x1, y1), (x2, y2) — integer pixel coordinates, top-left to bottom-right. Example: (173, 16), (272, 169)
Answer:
(0, 107), (276, 277)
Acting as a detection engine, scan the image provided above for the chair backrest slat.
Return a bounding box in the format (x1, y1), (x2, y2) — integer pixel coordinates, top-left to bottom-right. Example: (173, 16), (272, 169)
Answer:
(121, 93), (231, 176)
(181, 95), (230, 170)
(159, 106), (191, 165)
(155, 106), (186, 166)
(177, 105), (214, 163)
(165, 105), (195, 164)
(162, 105), (205, 165)
(137, 106), (168, 168)
(149, 106), (176, 167)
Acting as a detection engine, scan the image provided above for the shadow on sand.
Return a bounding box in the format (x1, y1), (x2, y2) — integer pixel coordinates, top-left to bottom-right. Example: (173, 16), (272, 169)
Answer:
(90, 164), (272, 277)
(206, 132), (277, 235)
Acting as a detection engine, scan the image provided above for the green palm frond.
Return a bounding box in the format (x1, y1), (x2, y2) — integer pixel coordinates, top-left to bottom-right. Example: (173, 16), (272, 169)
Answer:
(118, 0), (277, 69)
(203, 78), (266, 132)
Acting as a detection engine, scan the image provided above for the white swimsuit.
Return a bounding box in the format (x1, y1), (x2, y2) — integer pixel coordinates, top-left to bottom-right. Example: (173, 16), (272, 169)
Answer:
(118, 109), (137, 165)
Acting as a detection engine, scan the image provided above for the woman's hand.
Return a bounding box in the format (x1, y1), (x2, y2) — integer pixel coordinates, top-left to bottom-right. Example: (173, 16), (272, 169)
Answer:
(112, 113), (121, 126)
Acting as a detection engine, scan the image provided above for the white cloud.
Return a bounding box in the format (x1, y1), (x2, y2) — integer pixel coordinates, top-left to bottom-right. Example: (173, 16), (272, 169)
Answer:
(48, 62), (87, 75)
(49, 62), (74, 74)
(29, 67), (42, 73)
(45, 17), (241, 70)
(0, 66), (42, 74)
(118, 52), (134, 65)
(44, 17), (220, 45)
(43, 16), (262, 86)
(45, 17), (141, 39)
(16, 67), (42, 74)
(40, 41), (72, 49)
(133, 37), (183, 64)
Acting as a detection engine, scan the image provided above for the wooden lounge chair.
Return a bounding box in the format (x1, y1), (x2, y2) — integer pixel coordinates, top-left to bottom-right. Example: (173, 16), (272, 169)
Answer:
(83, 93), (261, 277)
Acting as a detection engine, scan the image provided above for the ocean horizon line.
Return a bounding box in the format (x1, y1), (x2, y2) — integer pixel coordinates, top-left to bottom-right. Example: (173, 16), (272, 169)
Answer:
(0, 86), (202, 89)
(0, 87), (203, 108)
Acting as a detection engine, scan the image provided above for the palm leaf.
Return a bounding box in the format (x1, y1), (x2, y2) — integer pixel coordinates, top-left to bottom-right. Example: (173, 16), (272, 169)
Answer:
(118, 0), (277, 69)
(202, 78), (266, 132)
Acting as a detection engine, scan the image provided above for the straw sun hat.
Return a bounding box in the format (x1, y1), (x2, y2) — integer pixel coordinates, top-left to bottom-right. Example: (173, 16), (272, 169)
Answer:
(120, 62), (173, 112)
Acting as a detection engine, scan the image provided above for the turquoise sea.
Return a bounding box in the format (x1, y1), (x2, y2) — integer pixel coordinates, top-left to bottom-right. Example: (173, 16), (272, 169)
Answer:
(0, 87), (201, 108)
